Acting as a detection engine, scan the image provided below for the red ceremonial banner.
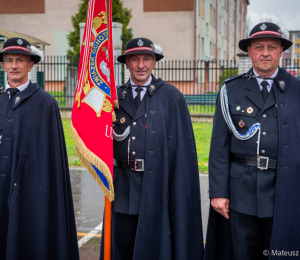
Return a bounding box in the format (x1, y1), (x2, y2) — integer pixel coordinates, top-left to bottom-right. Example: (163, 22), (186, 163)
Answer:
(70, 0), (117, 202)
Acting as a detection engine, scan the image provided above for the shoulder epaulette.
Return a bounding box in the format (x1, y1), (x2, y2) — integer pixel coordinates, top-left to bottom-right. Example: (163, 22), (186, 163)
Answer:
(223, 73), (246, 84)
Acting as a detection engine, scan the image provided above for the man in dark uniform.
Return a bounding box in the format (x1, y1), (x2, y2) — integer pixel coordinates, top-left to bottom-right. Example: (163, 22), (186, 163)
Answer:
(206, 23), (298, 260)
(0, 38), (79, 259)
(100, 38), (204, 260)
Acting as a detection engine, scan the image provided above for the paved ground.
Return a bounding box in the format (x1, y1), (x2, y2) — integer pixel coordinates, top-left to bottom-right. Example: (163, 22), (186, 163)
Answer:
(71, 168), (210, 260)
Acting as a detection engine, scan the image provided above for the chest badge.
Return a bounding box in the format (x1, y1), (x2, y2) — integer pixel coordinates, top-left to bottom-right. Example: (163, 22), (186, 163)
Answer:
(239, 120), (245, 128)
(120, 117), (126, 124)
(279, 80), (285, 89)
(247, 107), (253, 114)
(120, 90), (127, 100)
(150, 85), (155, 91)
(236, 106), (241, 111)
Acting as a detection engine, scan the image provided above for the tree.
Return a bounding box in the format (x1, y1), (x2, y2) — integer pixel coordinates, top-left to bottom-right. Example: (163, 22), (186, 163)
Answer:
(67, 0), (133, 57)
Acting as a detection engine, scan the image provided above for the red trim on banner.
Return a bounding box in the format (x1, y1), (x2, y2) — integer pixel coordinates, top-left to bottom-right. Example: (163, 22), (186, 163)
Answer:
(250, 31), (281, 38)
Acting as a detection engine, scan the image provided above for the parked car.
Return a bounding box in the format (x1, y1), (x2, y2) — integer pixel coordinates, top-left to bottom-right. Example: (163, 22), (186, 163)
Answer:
(286, 66), (298, 77)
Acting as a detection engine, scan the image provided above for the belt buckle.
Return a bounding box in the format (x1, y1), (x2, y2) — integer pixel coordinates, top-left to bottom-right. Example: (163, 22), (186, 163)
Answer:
(257, 156), (269, 170)
(134, 159), (144, 171)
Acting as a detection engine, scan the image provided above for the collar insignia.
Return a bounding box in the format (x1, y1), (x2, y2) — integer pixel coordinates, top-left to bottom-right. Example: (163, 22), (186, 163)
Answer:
(260, 24), (267, 30)
(149, 85), (155, 91)
(14, 96), (20, 104)
(279, 80), (285, 89)
(17, 39), (23, 45)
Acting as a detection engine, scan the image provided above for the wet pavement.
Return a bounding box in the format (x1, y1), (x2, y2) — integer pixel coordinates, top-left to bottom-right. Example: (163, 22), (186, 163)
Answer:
(70, 168), (210, 260)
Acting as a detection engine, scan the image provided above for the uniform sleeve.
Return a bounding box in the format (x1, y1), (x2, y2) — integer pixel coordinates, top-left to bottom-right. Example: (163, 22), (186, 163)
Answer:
(208, 91), (231, 199)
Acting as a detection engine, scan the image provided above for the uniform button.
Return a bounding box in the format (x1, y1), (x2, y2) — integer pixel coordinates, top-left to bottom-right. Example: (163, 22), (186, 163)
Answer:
(14, 183), (17, 187)
(132, 151), (136, 155)
(261, 150), (266, 154)
(262, 132), (266, 136)
(132, 136), (136, 141)
(132, 122), (137, 126)
(262, 114), (267, 118)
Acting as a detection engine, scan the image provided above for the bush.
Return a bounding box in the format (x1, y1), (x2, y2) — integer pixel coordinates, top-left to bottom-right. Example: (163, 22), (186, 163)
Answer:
(219, 68), (238, 85)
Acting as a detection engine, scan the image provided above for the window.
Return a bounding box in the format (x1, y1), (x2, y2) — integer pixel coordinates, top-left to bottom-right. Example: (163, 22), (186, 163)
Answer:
(296, 44), (300, 49)
(295, 34), (300, 39)
(285, 49), (290, 53)
(295, 53), (300, 59)
(206, 23), (209, 36)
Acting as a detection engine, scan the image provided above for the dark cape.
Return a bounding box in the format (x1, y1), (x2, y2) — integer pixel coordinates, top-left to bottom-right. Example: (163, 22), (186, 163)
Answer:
(101, 76), (204, 260)
(0, 82), (79, 260)
(204, 68), (300, 260)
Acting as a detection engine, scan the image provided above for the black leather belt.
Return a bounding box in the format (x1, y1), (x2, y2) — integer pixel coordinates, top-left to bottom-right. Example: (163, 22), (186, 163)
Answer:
(230, 154), (277, 170)
(113, 158), (144, 171)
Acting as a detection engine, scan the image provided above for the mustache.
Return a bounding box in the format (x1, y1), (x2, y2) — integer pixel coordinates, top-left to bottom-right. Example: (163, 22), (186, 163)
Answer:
(8, 69), (22, 73)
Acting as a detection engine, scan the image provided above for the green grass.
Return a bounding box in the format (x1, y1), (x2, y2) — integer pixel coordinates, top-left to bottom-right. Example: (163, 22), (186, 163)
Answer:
(47, 91), (66, 106)
(63, 119), (212, 172)
(193, 123), (212, 173)
(188, 105), (215, 114)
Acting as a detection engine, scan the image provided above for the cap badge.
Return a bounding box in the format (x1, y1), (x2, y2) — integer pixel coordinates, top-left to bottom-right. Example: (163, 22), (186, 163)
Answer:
(239, 120), (245, 128)
(278, 29), (283, 37)
(17, 39), (23, 45)
(150, 44), (155, 51)
(120, 117), (126, 124)
(236, 106), (241, 111)
(279, 80), (285, 89)
(26, 45), (32, 53)
(260, 23), (267, 31)
(137, 39), (144, 47)
(247, 107), (253, 114)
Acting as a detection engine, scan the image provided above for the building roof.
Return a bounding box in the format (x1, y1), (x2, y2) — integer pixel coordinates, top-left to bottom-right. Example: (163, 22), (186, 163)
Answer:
(290, 30), (300, 33)
(0, 29), (50, 46)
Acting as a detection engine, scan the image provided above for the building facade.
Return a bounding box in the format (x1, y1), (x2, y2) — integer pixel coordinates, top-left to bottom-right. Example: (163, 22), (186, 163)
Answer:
(123, 0), (249, 62)
(0, 0), (81, 56)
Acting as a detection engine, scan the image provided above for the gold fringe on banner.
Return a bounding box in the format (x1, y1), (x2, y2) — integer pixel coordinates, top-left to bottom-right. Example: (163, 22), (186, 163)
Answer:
(70, 123), (115, 202)
(114, 100), (119, 109)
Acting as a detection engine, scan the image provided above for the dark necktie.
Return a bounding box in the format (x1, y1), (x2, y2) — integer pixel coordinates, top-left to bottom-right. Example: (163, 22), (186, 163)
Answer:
(134, 86), (144, 109)
(7, 88), (20, 98)
(260, 81), (269, 102)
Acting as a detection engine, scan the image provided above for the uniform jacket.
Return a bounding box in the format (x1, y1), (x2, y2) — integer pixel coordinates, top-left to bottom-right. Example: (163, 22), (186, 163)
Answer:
(101, 76), (204, 260)
(0, 82), (79, 260)
(205, 68), (300, 260)
(209, 67), (278, 218)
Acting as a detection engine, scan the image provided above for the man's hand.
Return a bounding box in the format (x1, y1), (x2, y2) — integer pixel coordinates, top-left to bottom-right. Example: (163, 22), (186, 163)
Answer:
(211, 198), (230, 219)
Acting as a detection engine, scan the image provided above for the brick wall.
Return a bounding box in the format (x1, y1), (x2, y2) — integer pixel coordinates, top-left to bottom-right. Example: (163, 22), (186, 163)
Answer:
(0, 0), (45, 14)
(144, 0), (194, 12)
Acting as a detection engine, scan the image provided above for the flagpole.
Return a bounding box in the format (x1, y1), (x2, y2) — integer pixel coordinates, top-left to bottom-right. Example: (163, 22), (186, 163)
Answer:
(104, 196), (112, 260)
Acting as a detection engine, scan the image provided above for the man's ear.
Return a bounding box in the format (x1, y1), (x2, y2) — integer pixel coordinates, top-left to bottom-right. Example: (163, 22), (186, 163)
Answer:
(28, 61), (34, 72)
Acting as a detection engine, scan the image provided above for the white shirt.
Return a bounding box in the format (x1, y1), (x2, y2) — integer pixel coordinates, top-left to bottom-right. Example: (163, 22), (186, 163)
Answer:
(6, 80), (30, 98)
(130, 76), (152, 101)
(253, 68), (278, 93)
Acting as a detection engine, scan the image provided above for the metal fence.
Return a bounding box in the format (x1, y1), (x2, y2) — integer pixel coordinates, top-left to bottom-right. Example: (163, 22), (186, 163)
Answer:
(33, 56), (239, 114)
(2, 57), (300, 114)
